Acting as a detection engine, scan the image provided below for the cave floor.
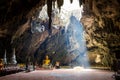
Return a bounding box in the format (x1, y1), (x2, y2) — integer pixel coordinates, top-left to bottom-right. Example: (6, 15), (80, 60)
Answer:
(0, 69), (114, 80)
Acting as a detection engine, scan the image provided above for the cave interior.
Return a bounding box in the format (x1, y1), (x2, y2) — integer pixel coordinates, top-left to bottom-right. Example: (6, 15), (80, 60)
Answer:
(0, 0), (120, 70)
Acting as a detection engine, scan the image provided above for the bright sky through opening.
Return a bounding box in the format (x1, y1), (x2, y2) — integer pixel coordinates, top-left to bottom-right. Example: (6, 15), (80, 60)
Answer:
(61, 0), (83, 20)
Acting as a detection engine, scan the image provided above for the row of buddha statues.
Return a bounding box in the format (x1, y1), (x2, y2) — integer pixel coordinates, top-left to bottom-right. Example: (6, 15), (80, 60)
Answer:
(0, 48), (17, 70)
(26, 55), (60, 71)
(1, 51), (60, 71)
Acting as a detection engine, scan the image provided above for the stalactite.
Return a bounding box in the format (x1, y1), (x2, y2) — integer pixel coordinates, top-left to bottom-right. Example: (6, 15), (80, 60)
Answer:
(52, 0), (56, 9)
(47, 0), (52, 29)
(83, 0), (85, 4)
(70, 0), (73, 3)
(52, 1), (55, 9)
(57, 0), (63, 12)
(79, 0), (82, 6)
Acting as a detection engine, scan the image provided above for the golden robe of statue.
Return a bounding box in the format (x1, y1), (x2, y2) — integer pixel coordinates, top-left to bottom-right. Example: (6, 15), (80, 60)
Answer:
(43, 55), (50, 65)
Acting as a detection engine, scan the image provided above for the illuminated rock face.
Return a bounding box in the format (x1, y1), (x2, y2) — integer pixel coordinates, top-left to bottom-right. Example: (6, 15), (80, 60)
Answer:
(0, 0), (120, 67)
(81, 0), (120, 66)
(35, 16), (89, 67)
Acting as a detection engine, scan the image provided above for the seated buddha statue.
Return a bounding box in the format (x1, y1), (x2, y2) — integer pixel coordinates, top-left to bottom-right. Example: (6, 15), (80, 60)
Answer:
(54, 61), (60, 69)
(42, 55), (52, 69)
(0, 59), (4, 70)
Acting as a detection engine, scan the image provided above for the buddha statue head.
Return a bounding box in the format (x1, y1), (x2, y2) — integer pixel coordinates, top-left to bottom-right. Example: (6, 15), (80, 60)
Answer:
(45, 55), (49, 60)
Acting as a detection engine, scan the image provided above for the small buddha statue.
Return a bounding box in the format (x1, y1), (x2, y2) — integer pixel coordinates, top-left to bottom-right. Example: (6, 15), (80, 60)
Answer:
(54, 61), (60, 69)
(0, 59), (4, 70)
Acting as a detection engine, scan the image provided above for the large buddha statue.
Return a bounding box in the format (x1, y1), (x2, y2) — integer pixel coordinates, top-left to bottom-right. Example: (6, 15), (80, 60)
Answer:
(43, 55), (50, 65)
(42, 55), (52, 69)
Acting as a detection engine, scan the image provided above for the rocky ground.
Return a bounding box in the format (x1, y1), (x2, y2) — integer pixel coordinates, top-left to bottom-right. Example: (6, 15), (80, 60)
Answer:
(0, 69), (114, 80)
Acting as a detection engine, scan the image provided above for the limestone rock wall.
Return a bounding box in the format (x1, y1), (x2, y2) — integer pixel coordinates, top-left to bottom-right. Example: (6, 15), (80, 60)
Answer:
(81, 0), (120, 66)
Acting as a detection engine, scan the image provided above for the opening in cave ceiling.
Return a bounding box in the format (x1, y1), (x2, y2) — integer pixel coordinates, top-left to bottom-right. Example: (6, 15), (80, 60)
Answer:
(31, 0), (83, 33)
(45, 0), (83, 29)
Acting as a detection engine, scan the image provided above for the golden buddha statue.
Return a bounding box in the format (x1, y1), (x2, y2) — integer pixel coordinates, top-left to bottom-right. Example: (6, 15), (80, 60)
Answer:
(42, 55), (51, 69)
(0, 59), (4, 70)
(43, 55), (50, 65)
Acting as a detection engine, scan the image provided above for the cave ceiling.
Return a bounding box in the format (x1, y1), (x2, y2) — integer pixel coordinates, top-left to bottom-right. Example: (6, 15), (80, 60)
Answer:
(0, 0), (120, 65)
